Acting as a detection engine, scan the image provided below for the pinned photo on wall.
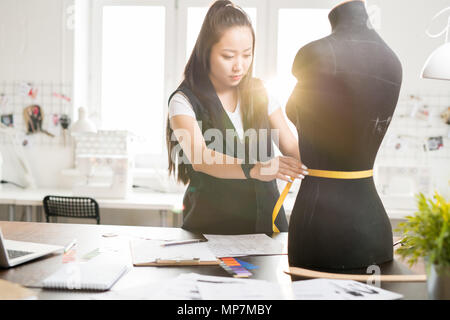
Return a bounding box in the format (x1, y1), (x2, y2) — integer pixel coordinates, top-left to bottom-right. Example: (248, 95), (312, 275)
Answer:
(16, 82), (38, 99)
(441, 106), (450, 125)
(411, 103), (430, 121)
(59, 114), (71, 147)
(52, 92), (71, 103)
(47, 113), (62, 137)
(0, 93), (9, 109)
(385, 134), (428, 152)
(387, 135), (409, 151)
(18, 82), (32, 97)
(401, 94), (422, 118)
(1, 114), (14, 127)
(28, 87), (38, 99)
(427, 136), (444, 151)
(23, 104), (54, 137)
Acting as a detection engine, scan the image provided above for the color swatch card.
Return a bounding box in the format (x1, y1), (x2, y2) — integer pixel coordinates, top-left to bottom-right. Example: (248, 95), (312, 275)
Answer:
(220, 258), (252, 278)
(235, 258), (259, 270)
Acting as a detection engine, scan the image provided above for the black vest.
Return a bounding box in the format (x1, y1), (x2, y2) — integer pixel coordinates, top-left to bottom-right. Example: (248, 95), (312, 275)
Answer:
(168, 78), (288, 235)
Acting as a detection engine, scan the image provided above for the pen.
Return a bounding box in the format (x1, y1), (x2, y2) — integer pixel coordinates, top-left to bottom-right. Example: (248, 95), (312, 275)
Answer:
(64, 239), (77, 253)
(161, 239), (206, 247)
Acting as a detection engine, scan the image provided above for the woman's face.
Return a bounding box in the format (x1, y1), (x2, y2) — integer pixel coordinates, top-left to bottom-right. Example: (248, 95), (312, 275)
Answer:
(209, 26), (253, 91)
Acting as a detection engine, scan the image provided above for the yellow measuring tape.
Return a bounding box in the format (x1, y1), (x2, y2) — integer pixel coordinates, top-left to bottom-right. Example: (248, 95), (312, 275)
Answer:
(272, 169), (374, 233)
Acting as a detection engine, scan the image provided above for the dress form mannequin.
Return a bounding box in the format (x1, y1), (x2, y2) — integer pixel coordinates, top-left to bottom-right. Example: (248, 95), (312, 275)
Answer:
(330, 0), (364, 10)
(286, 0), (402, 270)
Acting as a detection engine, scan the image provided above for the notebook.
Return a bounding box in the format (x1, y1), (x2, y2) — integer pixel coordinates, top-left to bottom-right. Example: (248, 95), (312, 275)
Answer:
(42, 263), (128, 291)
(130, 239), (219, 266)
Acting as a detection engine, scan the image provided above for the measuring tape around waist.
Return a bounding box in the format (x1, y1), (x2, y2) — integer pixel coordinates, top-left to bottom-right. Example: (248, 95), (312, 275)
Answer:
(272, 169), (374, 233)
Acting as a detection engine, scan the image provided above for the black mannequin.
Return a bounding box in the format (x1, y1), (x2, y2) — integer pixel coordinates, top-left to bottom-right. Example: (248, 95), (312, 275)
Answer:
(286, 0), (402, 270)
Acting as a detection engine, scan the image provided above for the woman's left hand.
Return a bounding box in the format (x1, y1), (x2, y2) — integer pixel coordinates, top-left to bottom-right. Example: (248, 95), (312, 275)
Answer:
(250, 156), (308, 183)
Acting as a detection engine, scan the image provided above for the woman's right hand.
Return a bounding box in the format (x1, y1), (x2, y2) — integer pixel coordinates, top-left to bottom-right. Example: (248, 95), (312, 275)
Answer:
(250, 156), (309, 183)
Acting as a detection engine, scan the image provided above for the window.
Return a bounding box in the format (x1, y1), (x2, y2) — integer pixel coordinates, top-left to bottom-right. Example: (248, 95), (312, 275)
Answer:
(101, 6), (166, 154)
(186, 7), (208, 63)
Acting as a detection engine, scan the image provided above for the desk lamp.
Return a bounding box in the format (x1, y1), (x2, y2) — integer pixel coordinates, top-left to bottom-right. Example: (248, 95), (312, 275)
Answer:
(421, 8), (450, 81)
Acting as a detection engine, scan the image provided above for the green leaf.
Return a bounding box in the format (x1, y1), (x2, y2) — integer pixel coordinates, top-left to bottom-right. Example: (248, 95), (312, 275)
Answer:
(395, 192), (449, 267)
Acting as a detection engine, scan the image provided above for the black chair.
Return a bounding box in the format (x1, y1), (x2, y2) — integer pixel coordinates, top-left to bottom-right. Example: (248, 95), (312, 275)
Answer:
(43, 195), (100, 224)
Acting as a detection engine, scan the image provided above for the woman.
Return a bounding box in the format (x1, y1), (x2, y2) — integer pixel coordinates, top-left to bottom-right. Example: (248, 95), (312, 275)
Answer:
(166, 0), (308, 234)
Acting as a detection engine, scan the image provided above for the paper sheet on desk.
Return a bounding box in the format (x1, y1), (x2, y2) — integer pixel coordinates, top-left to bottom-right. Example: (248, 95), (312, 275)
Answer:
(292, 279), (403, 300)
(91, 273), (216, 300)
(90, 274), (202, 300)
(130, 240), (217, 265)
(203, 233), (285, 257)
(90, 274), (403, 300)
(91, 273), (285, 300)
(196, 277), (285, 300)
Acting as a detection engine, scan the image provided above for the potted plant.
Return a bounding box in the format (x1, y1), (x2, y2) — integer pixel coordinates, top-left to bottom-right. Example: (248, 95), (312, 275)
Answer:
(395, 192), (449, 299)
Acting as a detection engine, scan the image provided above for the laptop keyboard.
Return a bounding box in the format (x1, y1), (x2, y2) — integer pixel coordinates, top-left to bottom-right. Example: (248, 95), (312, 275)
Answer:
(7, 249), (33, 259)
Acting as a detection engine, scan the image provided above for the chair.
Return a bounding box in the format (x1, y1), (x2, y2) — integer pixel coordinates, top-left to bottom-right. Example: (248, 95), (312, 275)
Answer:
(43, 195), (100, 224)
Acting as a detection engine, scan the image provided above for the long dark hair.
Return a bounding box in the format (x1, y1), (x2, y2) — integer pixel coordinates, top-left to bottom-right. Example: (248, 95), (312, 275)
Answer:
(166, 0), (268, 184)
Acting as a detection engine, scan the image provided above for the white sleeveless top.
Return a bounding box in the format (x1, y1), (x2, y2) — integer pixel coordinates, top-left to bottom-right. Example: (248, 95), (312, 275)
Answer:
(169, 91), (281, 141)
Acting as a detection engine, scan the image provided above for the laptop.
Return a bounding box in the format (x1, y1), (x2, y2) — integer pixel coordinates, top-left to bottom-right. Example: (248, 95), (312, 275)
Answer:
(0, 228), (64, 268)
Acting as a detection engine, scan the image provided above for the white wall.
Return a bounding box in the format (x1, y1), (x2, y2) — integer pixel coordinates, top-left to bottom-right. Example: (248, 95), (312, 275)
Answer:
(0, 0), (73, 82)
(373, 0), (450, 202)
(373, 0), (450, 95)
(0, 0), (74, 188)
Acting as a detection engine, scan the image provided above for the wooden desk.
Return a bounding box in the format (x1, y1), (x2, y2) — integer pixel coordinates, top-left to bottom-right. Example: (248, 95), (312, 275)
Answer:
(0, 221), (427, 300)
(1, 185), (412, 233)
(0, 185), (184, 227)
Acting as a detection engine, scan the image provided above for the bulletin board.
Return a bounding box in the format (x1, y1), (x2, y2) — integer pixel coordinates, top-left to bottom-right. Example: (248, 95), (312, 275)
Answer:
(0, 81), (73, 147)
(377, 92), (450, 161)
(374, 91), (450, 198)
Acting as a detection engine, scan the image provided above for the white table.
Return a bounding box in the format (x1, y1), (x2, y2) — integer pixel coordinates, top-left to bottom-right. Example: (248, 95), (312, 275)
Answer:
(0, 184), (410, 226)
(0, 185), (184, 226)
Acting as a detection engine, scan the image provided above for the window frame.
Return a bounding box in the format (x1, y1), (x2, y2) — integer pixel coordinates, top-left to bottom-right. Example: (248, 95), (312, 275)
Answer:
(266, 0), (336, 78)
(90, 0), (175, 168)
(85, 0), (335, 171)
